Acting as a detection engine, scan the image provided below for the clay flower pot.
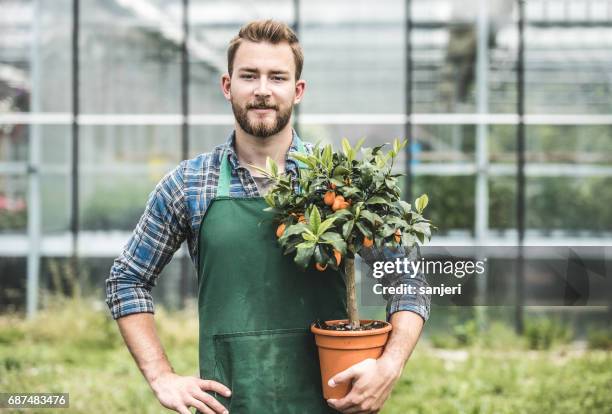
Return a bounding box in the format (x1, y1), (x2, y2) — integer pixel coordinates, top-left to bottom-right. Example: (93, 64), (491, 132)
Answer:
(310, 319), (392, 399)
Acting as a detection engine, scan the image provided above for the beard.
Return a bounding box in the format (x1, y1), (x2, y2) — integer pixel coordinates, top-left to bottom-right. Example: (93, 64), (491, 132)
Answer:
(231, 98), (293, 138)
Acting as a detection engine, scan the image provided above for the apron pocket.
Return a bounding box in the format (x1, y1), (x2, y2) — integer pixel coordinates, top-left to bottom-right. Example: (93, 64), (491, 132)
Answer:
(213, 328), (333, 414)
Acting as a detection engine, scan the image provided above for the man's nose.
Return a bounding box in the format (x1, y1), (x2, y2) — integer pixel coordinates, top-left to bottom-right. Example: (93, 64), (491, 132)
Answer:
(254, 77), (272, 98)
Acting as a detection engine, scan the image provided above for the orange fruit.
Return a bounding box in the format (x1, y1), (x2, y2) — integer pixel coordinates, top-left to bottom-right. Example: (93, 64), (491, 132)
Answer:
(276, 223), (286, 238)
(363, 237), (374, 248)
(332, 196), (348, 211)
(394, 229), (401, 243)
(315, 262), (327, 272)
(324, 191), (336, 206)
(297, 214), (306, 223)
(330, 183), (337, 190)
(333, 250), (342, 266)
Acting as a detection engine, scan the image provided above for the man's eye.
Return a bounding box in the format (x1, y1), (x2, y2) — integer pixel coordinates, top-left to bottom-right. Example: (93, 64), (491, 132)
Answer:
(272, 76), (286, 81)
(241, 74), (255, 80)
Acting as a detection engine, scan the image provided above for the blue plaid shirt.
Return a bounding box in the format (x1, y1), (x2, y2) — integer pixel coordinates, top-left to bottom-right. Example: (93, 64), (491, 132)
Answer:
(105, 130), (431, 322)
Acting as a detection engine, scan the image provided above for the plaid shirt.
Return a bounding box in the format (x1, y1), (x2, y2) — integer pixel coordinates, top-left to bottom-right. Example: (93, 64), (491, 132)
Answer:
(105, 130), (431, 322)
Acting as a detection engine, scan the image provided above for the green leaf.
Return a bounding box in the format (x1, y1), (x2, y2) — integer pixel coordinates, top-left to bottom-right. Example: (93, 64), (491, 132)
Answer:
(302, 231), (317, 242)
(328, 209), (353, 223)
(341, 138), (352, 158)
(323, 145), (333, 170)
(342, 220), (354, 239)
(385, 177), (397, 189)
(385, 216), (408, 228)
(365, 196), (389, 206)
(354, 137), (366, 152)
(342, 186), (362, 198)
(289, 152), (317, 169)
(278, 222), (309, 243)
(314, 245), (327, 266)
(309, 206), (321, 233)
(333, 166), (351, 177)
(355, 221), (373, 239)
(397, 200), (412, 215)
(295, 243), (315, 268)
(318, 217), (337, 235)
(266, 157), (278, 177)
(330, 178), (345, 188)
(413, 221), (432, 239)
(415, 194), (429, 213)
(250, 163), (274, 178)
(379, 224), (397, 238)
(320, 233), (347, 254)
(359, 210), (383, 226)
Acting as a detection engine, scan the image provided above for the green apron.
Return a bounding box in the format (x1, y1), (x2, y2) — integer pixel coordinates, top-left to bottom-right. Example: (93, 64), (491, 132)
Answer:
(197, 141), (347, 413)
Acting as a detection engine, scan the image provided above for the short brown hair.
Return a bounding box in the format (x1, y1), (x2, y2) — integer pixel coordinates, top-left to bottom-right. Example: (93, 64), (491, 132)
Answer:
(227, 20), (304, 80)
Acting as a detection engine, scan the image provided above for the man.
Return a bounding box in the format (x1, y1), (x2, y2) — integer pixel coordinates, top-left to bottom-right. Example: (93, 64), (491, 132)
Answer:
(106, 20), (430, 414)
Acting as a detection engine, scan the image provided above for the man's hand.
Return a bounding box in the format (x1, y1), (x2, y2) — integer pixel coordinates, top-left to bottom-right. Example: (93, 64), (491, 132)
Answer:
(326, 357), (401, 414)
(150, 372), (231, 414)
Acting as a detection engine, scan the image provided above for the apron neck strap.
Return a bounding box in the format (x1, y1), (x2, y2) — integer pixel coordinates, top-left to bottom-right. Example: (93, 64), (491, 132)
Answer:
(217, 148), (232, 198)
(217, 136), (307, 197)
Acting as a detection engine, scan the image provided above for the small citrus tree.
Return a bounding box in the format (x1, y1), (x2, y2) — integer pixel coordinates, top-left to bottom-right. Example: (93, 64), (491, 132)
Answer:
(258, 138), (433, 329)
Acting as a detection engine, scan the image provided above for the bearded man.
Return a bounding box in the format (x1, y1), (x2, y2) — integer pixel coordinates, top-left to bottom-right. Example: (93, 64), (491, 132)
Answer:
(106, 19), (430, 414)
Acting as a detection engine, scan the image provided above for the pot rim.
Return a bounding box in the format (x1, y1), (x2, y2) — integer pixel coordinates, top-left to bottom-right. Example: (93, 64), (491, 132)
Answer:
(310, 319), (392, 337)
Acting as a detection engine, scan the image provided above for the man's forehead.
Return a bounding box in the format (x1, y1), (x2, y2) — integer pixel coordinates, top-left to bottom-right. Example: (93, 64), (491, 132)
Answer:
(233, 40), (295, 74)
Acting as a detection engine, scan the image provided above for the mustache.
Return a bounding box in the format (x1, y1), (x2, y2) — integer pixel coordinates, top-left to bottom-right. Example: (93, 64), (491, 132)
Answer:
(247, 102), (278, 110)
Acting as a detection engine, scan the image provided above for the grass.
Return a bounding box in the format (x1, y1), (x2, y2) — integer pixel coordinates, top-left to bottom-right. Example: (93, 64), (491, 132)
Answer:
(1, 296), (611, 413)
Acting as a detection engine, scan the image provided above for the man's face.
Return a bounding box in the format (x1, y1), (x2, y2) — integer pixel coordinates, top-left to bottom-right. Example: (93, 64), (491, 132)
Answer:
(222, 41), (305, 138)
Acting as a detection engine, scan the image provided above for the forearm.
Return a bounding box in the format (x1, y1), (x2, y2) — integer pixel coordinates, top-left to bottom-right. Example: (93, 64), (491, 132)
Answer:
(116, 312), (174, 386)
(378, 310), (424, 374)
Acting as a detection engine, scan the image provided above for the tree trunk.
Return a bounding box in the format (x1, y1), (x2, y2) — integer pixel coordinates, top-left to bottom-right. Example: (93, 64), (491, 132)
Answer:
(345, 257), (360, 329)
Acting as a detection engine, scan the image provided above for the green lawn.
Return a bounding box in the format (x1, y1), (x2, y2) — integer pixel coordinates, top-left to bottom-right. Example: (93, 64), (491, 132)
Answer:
(1, 297), (611, 413)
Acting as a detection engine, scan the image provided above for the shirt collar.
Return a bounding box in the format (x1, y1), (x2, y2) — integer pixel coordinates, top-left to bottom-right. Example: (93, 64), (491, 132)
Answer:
(223, 129), (302, 175)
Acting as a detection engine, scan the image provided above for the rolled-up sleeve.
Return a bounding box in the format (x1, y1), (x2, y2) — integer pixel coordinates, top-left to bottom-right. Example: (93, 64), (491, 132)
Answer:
(360, 245), (431, 323)
(105, 163), (189, 320)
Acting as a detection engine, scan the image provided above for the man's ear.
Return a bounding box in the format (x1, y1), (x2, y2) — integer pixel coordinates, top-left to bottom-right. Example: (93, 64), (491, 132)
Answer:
(221, 73), (231, 101)
(294, 79), (306, 105)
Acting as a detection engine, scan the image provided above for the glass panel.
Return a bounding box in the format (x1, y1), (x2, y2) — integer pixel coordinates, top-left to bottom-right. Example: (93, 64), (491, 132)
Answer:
(487, 1), (518, 114)
(489, 123), (516, 163)
(80, 0), (182, 114)
(413, 175), (475, 236)
(300, 0), (404, 114)
(79, 125), (180, 231)
(526, 176), (612, 235)
(525, 124), (612, 236)
(525, 0), (612, 114)
(41, 173), (70, 234)
(299, 124), (404, 150)
(189, 125), (233, 158)
(0, 174), (27, 234)
(0, 0), (71, 113)
(190, 124), (407, 162)
(0, 123), (28, 162)
(526, 125), (612, 165)
(489, 176), (516, 232)
(413, 124), (476, 164)
(412, 0), (516, 113)
(41, 256), (197, 310)
(40, 125), (71, 165)
(189, 0), (294, 114)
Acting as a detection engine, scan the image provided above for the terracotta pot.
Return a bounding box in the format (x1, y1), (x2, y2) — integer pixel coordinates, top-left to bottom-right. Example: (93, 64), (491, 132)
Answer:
(310, 319), (392, 399)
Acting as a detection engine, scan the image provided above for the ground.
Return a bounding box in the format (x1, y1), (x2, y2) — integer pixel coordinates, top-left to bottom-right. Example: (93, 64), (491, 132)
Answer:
(1, 297), (610, 413)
